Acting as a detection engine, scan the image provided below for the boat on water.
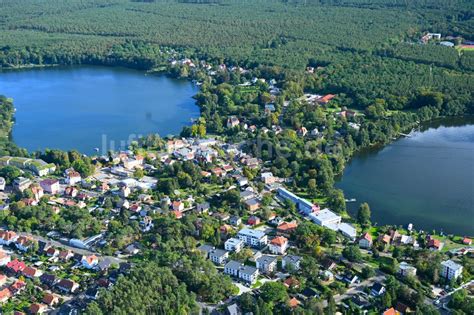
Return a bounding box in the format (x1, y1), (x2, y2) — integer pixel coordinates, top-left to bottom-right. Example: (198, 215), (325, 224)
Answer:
(345, 198), (356, 202)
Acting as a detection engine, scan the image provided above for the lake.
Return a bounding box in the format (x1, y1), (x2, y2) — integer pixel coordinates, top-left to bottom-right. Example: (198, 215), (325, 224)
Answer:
(0, 66), (199, 155)
(337, 117), (474, 235)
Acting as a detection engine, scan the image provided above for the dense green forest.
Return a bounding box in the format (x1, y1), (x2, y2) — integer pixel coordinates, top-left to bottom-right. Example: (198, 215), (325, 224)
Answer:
(0, 0), (472, 113)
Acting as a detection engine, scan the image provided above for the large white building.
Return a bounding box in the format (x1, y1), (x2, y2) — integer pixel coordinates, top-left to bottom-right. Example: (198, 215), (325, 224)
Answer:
(440, 260), (463, 280)
(308, 209), (341, 229)
(237, 228), (268, 247)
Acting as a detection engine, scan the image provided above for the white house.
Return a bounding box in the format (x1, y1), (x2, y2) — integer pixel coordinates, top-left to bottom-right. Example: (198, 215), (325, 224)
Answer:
(256, 255), (277, 274)
(0, 250), (11, 266)
(239, 265), (259, 284)
(40, 179), (60, 194)
(440, 260), (463, 280)
(282, 255), (302, 271)
(269, 236), (289, 255)
(0, 230), (18, 245)
(0, 177), (5, 191)
(225, 238), (244, 253)
(237, 228), (268, 247)
(398, 262), (417, 277)
(209, 249), (229, 265)
(224, 260), (242, 277)
(65, 169), (82, 185)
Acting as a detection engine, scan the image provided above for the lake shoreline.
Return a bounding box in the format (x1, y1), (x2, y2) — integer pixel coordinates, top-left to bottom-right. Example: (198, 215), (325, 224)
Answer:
(337, 117), (474, 235)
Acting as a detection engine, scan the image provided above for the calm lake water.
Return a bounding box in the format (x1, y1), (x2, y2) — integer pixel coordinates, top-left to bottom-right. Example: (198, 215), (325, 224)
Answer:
(337, 117), (474, 235)
(0, 66), (199, 155)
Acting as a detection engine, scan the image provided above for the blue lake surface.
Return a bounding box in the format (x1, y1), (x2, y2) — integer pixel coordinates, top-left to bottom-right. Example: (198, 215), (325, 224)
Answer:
(337, 118), (474, 235)
(0, 66), (199, 155)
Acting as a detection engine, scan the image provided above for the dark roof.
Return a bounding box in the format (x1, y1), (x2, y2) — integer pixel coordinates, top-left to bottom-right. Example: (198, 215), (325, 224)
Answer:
(40, 273), (57, 284)
(371, 282), (385, 293)
(302, 287), (318, 298)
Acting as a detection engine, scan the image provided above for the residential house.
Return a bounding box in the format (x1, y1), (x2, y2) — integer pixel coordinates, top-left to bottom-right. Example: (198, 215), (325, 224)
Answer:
(440, 260), (463, 280)
(0, 250), (11, 266)
(42, 293), (59, 306)
(344, 272), (359, 285)
(31, 185), (44, 201)
(236, 176), (248, 187)
(0, 177), (4, 191)
(172, 210), (183, 219)
(172, 201), (184, 212)
(227, 116), (240, 128)
(358, 232), (373, 249)
(98, 258), (113, 271)
(224, 260), (242, 278)
(282, 255), (302, 271)
(225, 238), (244, 253)
(283, 277), (300, 289)
(46, 247), (59, 257)
(64, 186), (78, 198)
(9, 280), (26, 294)
(378, 234), (391, 246)
(39, 274), (57, 287)
(287, 297), (301, 309)
(226, 303), (241, 315)
(13, 177), (32, 192)
(371, 282), (386, 296)
(22, 266), (43, 279)
(247, 215), (260, 226)
(239, 265), (259, 284)
(65, 169), (82, 185)
(56, 279), (79, 293)
(398, 262), (417, 277)
(256, 255), (277, 274)
(197, 244), (215, 259)
(237, 228), (268, 247)
(0, 287), (11, 303)
(269, 236), (289, 255)
(196, 202), (210, 213)
(229, 216), (242, 226)
(209, 249), (229, 265)
(382, 308), (401, 315)
(427, 237), (444, 251)
(15, 236), (36, 252)
(240, 190), (255, 201)
(277, 221), (298, 236)
(58, 250), (74, 261)
(297, 126), (308, 137)
(85, 287), (100, 300)
(40, 179), (60, 194)
(317, 94), (336, 104)
(245, 198), (260, 212)
(29, 303), (47, 314)
(463, 237), (472, 245)
(81, 255), (99, 269)
(261, 172), (276, 185)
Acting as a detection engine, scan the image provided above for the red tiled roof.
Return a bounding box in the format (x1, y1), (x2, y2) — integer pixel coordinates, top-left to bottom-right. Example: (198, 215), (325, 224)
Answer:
(271, 236), (288, 246)
(277, 221), (298, 232)
(6, 259), (26, 273)
(383, 307), (400, 315)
